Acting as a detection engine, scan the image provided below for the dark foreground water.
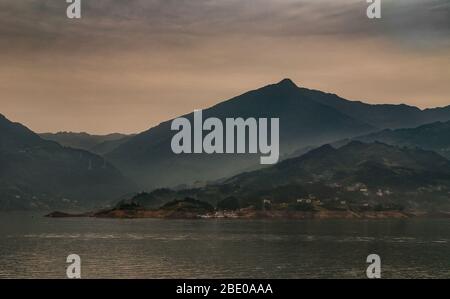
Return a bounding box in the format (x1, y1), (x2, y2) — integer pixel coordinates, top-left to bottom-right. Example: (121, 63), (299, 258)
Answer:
(0, 212), (448, 279)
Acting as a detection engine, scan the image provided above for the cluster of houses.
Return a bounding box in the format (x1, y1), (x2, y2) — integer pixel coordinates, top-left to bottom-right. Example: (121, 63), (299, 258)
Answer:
(204, 182), (400, 215)
(292, 184), (395, 210)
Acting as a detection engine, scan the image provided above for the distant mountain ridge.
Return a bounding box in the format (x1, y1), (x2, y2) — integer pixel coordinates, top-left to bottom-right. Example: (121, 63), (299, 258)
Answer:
(308, 88), (450, 129)
(40, 132), (133, 155)
(106, 79), (450, 190)
(345, 121), (450, 159)
(0, 114), (134, 210)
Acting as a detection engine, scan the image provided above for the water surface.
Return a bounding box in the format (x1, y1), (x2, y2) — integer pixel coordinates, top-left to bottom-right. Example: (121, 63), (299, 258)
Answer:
(0, 212), (448, 278)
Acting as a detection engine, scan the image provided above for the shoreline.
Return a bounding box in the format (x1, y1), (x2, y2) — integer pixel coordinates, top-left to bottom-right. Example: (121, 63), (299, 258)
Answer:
(45, 209), (450, 220)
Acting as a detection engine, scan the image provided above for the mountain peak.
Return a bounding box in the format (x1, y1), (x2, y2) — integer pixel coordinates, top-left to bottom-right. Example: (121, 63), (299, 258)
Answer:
(276, 78), (298, 88)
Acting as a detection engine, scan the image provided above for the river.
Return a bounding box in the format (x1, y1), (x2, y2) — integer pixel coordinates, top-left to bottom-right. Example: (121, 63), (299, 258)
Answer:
(0, 212), (448, 278)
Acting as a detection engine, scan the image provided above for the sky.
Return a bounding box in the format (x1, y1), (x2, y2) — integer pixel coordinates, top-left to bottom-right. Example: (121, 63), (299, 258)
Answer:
(0, 0), (449, 134)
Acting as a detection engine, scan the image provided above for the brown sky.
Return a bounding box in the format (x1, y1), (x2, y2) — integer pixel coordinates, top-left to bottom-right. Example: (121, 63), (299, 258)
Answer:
(1, 0), (449, 134)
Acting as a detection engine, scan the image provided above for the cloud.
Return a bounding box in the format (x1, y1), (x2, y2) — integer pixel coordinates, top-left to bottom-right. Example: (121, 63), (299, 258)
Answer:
(0, 0), (449, 134)
(1, 0), (449, 52)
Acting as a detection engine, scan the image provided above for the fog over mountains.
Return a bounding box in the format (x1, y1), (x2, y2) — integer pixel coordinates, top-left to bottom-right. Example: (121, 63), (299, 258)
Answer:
(0, 114), (134, 210)
(105, 79), (450, 189)
(1, 79), (450, 210)
(346, 121), (450, 159)
(39, 132), (134, 155)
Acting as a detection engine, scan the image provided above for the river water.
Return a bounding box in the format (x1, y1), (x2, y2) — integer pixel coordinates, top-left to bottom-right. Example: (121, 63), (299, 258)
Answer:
(0, 212), (448, 278)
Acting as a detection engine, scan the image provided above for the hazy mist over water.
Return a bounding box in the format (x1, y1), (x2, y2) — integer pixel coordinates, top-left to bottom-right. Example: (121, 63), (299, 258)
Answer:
(0, 213), (448, 279)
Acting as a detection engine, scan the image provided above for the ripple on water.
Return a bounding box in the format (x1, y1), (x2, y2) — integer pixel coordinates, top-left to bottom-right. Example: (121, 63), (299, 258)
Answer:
(0, 215), (449, 279)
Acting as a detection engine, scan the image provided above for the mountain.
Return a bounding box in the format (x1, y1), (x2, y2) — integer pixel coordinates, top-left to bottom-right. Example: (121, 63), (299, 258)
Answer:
(89, 135), (135, 155)
(106, 79), (375, 189)
(39, 132), (133, 155)
(126, 142), (450, 212)
(225, 141), (450, 189)
(338, 121), (450, 159)
(0, 114), (134, 210)
(308, 88), (450, 129)
(105, 79), (450, 190)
